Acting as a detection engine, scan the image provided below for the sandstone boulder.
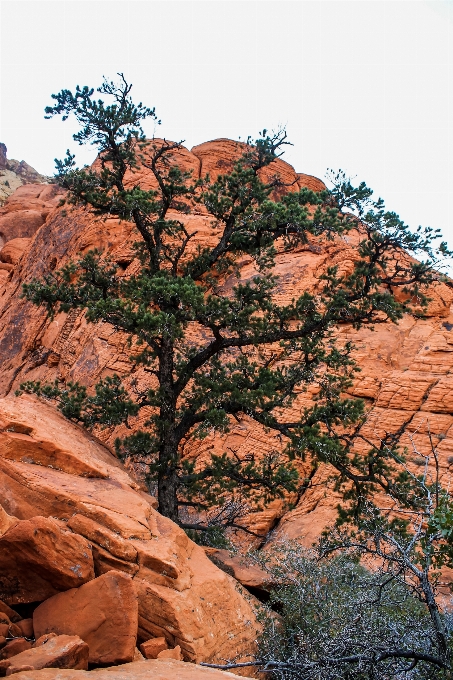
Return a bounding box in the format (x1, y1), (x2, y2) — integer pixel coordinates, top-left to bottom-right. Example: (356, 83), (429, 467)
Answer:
(157, 645), (182, 661)
(16, 621), (33, 639)
(0, 396), (260, 666)
(139, 637), (168, 659)
(5, 659), (244, 680)
(0, 635), (89, 676)
(1, 640), (32, 660)
(205, 549), (271, 595)
(0, 602), (20, 624)
(0, 516), (94, 604)
(33, 571), (138, 666)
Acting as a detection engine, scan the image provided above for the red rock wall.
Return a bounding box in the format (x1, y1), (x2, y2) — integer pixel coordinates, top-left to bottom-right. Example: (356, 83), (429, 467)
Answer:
(1, 139), (452, 543)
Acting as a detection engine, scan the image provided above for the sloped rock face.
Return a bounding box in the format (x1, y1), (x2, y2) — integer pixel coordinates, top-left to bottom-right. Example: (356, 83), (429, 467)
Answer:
(5, 659), (244, 680)
(0, 138), (453, 547)
(0, 396), (260, 666)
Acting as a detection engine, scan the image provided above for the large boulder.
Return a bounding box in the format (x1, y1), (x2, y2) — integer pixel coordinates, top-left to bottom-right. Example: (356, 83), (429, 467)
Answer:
(2, 659), (244, 680)
(0, 396), (260, 666)
(33, 571), (138, 666)
(0, 516), (94, 604)
(0, 635), (89, 676)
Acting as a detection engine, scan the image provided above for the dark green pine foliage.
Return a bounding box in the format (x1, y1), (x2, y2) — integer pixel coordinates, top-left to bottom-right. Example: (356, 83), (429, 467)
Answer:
(20, 74), (451, 535)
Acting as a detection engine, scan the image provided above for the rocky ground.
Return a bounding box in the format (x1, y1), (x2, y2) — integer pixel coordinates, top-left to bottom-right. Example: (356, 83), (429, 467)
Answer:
(1, 139), (453, 677)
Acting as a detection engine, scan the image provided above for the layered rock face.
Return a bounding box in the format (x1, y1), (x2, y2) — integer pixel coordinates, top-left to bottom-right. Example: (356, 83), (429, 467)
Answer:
(0, 138), (453, 547)
(0, 395), (260, 668)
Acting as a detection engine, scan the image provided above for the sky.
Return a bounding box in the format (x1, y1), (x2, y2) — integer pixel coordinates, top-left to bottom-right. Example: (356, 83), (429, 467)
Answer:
(1, 0), (453, 252)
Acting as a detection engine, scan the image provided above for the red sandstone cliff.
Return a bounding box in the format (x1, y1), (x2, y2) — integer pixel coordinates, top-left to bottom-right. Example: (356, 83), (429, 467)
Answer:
(0, 138), (453, 546)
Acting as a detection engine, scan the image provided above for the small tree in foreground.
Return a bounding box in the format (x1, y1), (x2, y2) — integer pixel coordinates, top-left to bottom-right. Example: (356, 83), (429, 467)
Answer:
(202, 429), (453, 677)
(19, 74), (451, 536)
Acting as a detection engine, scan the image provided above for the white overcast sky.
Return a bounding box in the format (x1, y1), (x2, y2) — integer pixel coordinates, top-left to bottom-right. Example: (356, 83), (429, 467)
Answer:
(1, 0), (453, 249)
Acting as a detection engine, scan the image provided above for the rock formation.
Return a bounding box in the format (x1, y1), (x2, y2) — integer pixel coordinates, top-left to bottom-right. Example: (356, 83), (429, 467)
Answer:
(0, 138), (452, 546)
(0, 145), (47, 208)
(0, 138), (453, 676)
(0, 395), (260, 671)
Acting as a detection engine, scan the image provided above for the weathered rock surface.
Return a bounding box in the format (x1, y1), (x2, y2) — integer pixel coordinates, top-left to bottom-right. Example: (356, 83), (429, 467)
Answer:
(0, 396), (260, 666)
(0, 516), (94, 604)
(0, 185), (64, 248)
(157, 646), (183, 661)
(139, 637), (168, 659)
(6, 660), (244, 680)
(0, 239), (31, 265)
(0, 635), (89, 676)
(1, 640), (32, 661)
(33, 572), (138, 666)
(0, 137), (453, 555)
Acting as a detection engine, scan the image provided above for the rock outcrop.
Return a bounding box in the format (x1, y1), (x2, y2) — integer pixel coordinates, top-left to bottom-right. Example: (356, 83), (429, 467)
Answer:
(0, 635), (89, 676)
(0, 145), (47, 208)
(0, 395), (260, 668)
(33, 572), (138, 666)
(0, 136), (453, 552)
(0, 515), (95, 604)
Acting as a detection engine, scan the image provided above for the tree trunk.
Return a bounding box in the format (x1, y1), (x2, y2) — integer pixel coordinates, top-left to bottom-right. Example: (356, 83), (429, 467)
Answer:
(420, 571), (451, 666)
(157, 337), (180, 524)
(157, 448), (180, 523)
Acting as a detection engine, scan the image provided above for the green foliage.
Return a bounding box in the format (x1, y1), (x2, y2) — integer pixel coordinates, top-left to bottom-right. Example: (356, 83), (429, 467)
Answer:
(184, 525), (232, 550)
(19, 74), (452, 537)
(254, 543), (451, 679)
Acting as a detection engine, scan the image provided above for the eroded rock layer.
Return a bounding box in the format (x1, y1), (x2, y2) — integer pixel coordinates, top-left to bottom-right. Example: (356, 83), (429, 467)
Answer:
(0, 395), (260, 666)
(0, 138), (452, 545)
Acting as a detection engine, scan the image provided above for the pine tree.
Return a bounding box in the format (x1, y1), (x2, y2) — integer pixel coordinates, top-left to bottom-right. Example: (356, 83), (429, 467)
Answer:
(19, 74), (451, 537)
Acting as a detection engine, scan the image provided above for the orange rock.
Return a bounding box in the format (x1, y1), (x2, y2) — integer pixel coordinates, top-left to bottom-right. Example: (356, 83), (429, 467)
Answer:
(206, 549), (271, 593)
(139, 637), (168, 659)
(0, 239), (30, 265)
(0, 659), (246, 680)
(297, 173), (327, 192)
(66, 514), (138, 561)
(7, 137), (453, 659)
(16, 620), (33, 639)
(33, 571), (138, 666)
(0, 395), (260, 666)
(0, 516), (94, 604)
(0, 602), (20, 624)
(157, 645), (183, 661)
(0, 507), (18, 537)
(1, 639), (32, 660)
(0, 211), (45, 244)
(33, 635), (57, 649)
(0, 635), (88, 675)
(192, 139), (247, 181)
(133, 648), (145, 662)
